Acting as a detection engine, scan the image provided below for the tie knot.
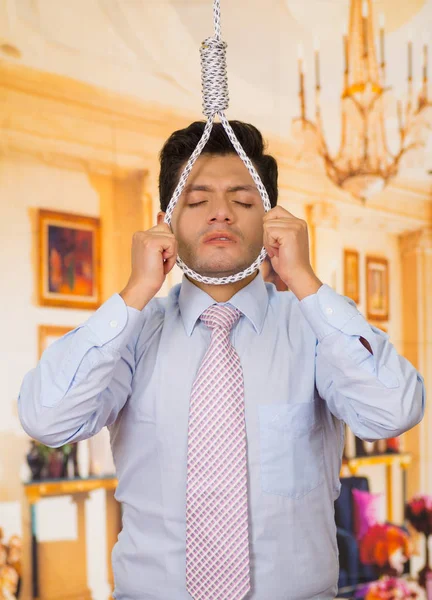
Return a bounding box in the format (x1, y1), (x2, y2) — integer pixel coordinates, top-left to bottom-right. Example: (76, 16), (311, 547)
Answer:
(200, 304), (242, 332)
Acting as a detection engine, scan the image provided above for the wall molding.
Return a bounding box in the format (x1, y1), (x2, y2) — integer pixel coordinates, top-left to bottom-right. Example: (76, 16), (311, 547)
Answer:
(1, 59), (431, 233)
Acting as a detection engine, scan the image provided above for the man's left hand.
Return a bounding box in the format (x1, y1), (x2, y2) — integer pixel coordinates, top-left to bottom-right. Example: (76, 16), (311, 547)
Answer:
(263, 206), (322, 300)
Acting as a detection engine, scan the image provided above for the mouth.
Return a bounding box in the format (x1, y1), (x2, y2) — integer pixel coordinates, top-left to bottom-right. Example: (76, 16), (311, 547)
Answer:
(203, 232), (237, 245)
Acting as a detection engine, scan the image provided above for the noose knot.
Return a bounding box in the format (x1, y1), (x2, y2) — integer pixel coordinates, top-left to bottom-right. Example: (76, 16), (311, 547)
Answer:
(200, 37), (229, 117)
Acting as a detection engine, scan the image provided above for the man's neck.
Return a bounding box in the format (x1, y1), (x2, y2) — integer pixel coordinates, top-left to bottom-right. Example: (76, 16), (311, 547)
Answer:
(186, 271), (258, 303)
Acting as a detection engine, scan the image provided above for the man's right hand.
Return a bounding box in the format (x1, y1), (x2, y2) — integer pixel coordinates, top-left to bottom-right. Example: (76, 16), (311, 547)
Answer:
(120, 223), (178, 311)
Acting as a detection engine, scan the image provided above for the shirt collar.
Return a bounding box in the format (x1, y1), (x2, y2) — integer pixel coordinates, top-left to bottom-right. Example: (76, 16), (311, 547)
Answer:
(178, 271), (269, 336)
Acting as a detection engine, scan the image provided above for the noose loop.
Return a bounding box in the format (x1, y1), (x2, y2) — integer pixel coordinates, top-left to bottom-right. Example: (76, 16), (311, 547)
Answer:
(164, 0), (271, 285)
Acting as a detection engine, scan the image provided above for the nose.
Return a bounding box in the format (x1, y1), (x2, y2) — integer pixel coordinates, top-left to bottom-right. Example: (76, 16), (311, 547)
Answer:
(207, 198), (235, 224)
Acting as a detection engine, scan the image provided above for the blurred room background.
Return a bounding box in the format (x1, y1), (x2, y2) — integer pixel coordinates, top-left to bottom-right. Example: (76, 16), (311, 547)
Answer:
(1, 0), (432, 598)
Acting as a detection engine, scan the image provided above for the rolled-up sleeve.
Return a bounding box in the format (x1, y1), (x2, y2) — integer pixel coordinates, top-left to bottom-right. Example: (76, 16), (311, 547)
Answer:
(18, 294), (146, 447)
(299, 285), (425, 440)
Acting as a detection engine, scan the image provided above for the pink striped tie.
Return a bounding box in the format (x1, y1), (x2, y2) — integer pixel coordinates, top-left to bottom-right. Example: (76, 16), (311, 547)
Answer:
(185, 304), (251, 600)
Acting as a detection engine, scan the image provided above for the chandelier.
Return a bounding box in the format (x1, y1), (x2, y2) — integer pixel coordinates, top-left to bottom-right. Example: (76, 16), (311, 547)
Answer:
(292, 0), (432, 201)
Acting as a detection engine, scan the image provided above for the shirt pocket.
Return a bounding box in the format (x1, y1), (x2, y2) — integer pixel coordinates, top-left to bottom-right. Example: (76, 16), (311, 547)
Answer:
(258, 401), (324, 499)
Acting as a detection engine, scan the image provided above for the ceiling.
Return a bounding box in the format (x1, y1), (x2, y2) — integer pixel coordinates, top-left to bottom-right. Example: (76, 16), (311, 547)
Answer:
(1, 0), (431, 175)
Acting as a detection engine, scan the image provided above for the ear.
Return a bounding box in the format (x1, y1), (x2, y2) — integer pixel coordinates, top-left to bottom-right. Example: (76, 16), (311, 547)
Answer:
(156, 211), (166, 225)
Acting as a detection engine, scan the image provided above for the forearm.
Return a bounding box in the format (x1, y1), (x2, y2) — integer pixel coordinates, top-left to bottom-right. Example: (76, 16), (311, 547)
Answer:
(18, 294), (143, 446)
(299, 284), (425, 438)
(19, 344), (131, 446)
(315, 331), (425, 439)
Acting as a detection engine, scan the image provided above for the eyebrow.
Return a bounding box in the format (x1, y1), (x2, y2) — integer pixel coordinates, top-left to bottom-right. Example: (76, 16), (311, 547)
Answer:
(184, 184), (258, 194)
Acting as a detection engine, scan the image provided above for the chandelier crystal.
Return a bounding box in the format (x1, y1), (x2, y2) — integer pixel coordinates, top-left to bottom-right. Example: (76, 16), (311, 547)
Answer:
(293, 0), (432, 201)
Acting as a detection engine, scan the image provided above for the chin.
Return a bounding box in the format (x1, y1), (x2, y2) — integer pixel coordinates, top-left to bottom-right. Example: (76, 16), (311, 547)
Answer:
(193, 266), (242, 278)
(187, 259), (251, 278)
(179, 245), (261, 278)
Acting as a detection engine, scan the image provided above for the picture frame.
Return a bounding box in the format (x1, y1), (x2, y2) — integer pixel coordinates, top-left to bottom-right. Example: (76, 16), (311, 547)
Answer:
(366, 256), (389, 321)
(38, 325), (74, 359)
(343, 249), (360, 304)
(38, 209), (101, 309)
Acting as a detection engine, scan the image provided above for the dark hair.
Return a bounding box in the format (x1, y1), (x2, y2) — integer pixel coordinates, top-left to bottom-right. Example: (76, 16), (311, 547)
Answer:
(158, 120), (278, 212)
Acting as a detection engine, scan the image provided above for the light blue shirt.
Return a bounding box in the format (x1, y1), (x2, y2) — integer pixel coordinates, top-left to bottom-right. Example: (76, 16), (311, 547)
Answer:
(18, 273), (425, 600)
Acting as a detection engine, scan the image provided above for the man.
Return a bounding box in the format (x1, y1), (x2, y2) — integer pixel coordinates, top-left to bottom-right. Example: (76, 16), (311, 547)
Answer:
(19, 121), (425, 600)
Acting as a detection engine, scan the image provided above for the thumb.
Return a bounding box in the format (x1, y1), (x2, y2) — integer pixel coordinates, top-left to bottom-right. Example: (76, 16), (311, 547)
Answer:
(164, 254), (177, 275)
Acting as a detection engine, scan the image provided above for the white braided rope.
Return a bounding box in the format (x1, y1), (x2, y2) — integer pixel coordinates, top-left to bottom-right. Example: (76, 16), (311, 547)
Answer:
(163, 0), (271, 285)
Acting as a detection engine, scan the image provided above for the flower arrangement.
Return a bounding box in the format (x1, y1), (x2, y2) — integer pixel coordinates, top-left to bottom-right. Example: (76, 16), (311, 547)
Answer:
(359, 523), (413, 576)
(405, 496), (432, 536)
(0, 528), (21, 600)
(405, 495), (432, 588)
(364, 576), (424, 600)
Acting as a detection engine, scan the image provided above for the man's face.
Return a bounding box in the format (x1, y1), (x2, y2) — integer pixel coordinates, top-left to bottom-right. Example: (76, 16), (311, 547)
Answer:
(167, 154), (265, 278)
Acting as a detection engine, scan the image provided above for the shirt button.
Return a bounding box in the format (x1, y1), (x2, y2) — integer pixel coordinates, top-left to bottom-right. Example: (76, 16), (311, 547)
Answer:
(325, 307), (334, 315)
(110, 320), (118, 328)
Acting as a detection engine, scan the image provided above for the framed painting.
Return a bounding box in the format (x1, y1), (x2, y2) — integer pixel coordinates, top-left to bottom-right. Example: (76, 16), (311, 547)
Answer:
(343, 249), (359, 304)
(38, 325), (73, 359)
(366, 256), (389, 321)
(38, 210), (101, 309)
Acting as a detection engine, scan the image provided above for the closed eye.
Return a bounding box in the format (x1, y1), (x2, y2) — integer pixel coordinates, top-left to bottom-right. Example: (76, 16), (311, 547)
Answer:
(188, 201), (252, 208)
(188, 201), (207, 207)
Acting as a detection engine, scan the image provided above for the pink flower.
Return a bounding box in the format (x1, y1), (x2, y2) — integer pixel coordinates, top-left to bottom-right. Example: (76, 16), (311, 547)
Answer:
(365, 576), (422, 600)
(406, 495), (432, 535)
(409, 497), (426, 516)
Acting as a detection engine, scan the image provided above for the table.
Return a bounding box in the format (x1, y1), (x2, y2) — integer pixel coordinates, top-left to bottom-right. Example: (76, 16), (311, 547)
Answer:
(24, 476), (118, 600)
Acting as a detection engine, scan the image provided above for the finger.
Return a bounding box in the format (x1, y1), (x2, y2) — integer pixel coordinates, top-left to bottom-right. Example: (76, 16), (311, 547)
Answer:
(164, 254), (177, 275)
(264, 227), (285, 247)
(141, 235), (176, 247)
(265, 246), (276, 259)
(160, 239), (177, 257)
(263, 206), (298, 221)
(163, 241), (178, 274)
(150, 233), (177, 243)
(264, 223), (307, 240)
(148, 235), (176, 255)
(264, 221), (303, 232)
(263, 233), (281, 258)
(265, 244), (279, 259)
(264, 217), (306, 228)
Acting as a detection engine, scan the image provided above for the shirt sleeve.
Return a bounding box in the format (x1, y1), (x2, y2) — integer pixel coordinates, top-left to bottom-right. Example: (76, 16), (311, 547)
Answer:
(299, 284), (425, 440)
(18, 294), (146, 447)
